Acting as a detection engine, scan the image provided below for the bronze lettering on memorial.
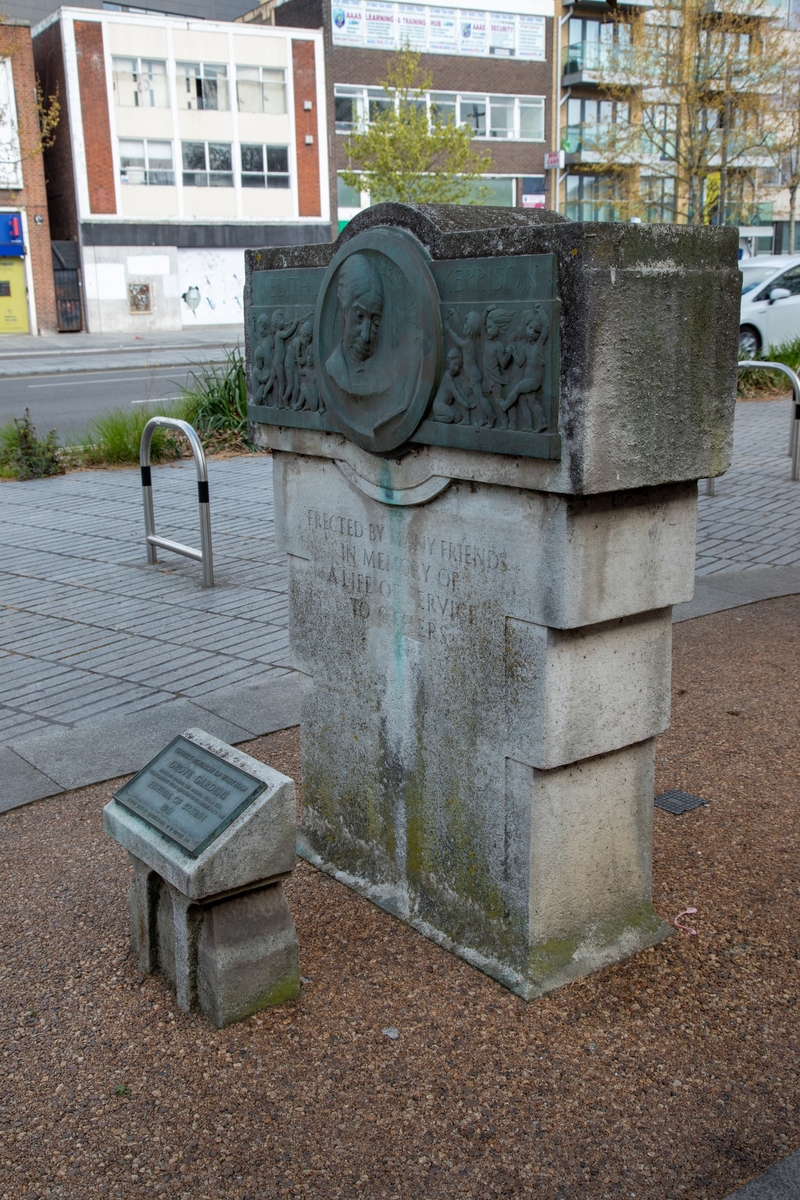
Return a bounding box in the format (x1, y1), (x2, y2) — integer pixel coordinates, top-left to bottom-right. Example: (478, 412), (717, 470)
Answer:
(247, 227), (560, 459)
(114, 736), (267, 857)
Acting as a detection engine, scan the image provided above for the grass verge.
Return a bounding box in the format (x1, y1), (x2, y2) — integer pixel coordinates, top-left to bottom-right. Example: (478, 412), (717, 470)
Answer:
(1, 348), (260, 480)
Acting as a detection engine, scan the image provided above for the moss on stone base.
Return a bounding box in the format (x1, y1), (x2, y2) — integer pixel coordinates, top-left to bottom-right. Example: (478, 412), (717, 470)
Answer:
(523, 903), (672, 1000)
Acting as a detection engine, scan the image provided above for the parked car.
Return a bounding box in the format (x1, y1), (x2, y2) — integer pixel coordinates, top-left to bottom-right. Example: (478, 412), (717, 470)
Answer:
(739, 254), (800, 355)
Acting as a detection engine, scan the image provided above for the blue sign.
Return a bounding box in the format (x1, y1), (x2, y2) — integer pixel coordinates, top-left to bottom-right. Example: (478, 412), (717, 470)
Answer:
(0, 212), (24, 257)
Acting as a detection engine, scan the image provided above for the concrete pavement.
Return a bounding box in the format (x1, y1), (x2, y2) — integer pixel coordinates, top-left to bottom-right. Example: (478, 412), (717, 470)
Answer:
(674, 397), (800, 619)
(724, 1149), (800, 1199)
(1, 396), (799, 810)
(0, 453), (296, 810)
(0, 324), (243, 377)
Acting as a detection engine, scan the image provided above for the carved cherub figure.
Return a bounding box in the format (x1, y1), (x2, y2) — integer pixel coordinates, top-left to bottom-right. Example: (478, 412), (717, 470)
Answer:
(270, 310), (299, 409)
(482, 307), (514, 428)
(444, 309), (494, 426)
(284, 315), (313, 409)
(298, 339), (321, 413)
(500, 305), (550, 432)
(432, 347), (475, 424)
(253, 313), (275, 403)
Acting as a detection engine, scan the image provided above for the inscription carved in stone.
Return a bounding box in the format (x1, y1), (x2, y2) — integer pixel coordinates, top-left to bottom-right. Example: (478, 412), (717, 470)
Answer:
(247, 228), (560, 459)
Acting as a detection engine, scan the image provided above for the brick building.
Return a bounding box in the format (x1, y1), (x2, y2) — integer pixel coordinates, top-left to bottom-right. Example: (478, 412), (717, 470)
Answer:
(32, 7), (329, 333)
(251, 0), (555, 231)
(0, 20), (57, 336)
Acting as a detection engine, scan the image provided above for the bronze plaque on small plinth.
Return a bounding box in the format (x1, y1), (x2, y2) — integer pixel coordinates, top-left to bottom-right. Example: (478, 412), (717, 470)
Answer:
(114, 736), (266, 857)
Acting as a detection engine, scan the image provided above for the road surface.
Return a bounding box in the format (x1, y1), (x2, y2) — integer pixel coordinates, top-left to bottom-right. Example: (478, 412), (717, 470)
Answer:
(0, 365), (199, 442)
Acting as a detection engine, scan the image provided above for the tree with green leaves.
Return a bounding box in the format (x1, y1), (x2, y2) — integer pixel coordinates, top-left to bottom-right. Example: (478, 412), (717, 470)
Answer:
(339, 48), (491, 206)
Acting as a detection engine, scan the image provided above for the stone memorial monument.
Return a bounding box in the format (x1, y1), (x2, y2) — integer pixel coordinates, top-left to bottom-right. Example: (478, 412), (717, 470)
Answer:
(103, 728), (300, 1026)
(246, 204), (739, 999)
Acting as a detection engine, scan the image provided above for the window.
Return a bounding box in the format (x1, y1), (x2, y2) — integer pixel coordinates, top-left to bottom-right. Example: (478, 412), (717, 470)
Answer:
(334, 86), (359, 133)
(182, 142), (233, 187)
(565, 98), (628, 153)
(119, 139), (174, 185)
(176, 62), (229, 112)
(463, 177), (515, 206)
(240, 144), (290, 188)
(641, 174), (676, 222)
(642, 104), (677, 159)
(519, 101), (544, 141)
(368, 87), (392, 123)
(236, 66), (286, 114)
(564, 19), (631, 73)
(431, 92), (456, 125)
(112, 57), (168, 107)
(337, 173), (362, 207)
(333, 86), (543, 141)
(758, 263), (800, 298)
(565, 174), (621, 221)
(460, 96), (486, 136)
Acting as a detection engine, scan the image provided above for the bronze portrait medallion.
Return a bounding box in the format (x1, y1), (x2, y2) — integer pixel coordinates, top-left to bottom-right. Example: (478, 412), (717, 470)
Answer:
(314, 227), (442, 454)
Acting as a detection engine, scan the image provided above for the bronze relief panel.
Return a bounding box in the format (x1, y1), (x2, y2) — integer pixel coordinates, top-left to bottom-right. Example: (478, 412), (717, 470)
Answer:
(248, 228), (560, 460)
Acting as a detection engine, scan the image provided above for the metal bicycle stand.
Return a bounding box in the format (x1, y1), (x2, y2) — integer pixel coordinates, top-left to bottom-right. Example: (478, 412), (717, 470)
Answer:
(140, 417), (214, 587)
(705, 359), (800, 495)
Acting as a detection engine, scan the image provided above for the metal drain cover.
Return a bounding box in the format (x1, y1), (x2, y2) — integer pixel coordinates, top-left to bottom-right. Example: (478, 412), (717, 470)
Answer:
(654, 790), (708, 815)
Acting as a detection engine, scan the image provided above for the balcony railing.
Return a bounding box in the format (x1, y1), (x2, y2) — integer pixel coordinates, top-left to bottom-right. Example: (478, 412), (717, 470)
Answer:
(562, 41), (631, 76)
(563, 121), (776, 164)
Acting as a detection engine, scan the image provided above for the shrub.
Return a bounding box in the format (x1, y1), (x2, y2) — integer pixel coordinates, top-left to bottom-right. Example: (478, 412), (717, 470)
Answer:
(738, 336), (800, 398)
(0, 409), (64, 481)
(79, 404), (186, 466)
(181, 346), (249, 446)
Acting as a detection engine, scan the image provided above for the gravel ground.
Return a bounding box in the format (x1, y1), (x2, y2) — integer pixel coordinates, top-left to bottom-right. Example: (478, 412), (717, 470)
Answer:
(1, 599), (798, 1200)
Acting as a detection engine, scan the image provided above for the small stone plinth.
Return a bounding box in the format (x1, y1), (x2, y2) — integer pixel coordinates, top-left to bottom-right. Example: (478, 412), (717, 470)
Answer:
(103, 729), (300, 1027)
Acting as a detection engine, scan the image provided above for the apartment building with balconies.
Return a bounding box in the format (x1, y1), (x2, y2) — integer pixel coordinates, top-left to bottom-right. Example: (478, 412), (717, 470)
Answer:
(244, 0), (555, 228)
(32, 6), (328, 331)
(553, 0), (787, 228)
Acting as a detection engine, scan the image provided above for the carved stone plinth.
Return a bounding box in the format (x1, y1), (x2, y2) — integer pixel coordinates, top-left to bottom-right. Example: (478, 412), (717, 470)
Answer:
(246, 204), (740, 998)
(104, 729), (300, 1026)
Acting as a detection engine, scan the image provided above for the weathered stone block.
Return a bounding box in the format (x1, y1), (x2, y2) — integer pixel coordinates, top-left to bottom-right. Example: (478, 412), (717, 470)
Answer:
(248, 203), (741, 492)
(504, 609), (672, 769)
(275, 454), (696, 633)
(196, 885), (300, 1027)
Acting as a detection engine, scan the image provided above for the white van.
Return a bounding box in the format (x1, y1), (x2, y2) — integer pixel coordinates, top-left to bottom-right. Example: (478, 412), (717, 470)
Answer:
(739, 254), (800, 355)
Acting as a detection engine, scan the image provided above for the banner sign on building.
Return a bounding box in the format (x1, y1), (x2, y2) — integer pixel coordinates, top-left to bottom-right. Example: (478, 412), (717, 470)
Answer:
(331, 1), (547, 60)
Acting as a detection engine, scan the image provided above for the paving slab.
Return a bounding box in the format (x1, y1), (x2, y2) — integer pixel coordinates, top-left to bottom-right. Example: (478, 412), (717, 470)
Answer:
(8, 698), (255, 793)
(0, 746), (64, 812)
(723, 1149), (800, 1199)
(675, 565), (800, 621)
(188, 671), (302, 735)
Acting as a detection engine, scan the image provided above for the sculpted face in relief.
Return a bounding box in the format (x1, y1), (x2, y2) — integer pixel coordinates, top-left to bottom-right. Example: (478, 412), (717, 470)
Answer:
(327, 253), (385, 396)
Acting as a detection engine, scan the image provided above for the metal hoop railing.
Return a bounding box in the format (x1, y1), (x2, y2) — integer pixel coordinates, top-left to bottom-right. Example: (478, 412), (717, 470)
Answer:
(704, 359), (800, 495)
(139, 417), (214, 587)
